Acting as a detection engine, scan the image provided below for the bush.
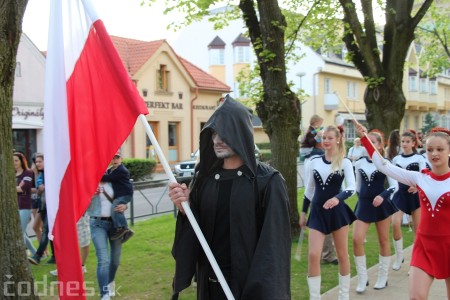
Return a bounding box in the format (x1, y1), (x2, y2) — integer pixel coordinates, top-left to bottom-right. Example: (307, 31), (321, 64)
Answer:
(122, 158), (156, 181)
(257, 142), (271, 150)
(261, 149), (271, 162)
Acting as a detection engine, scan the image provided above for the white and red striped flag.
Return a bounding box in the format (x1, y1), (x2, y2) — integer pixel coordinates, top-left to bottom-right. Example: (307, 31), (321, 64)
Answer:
(43, 0), (148, 298)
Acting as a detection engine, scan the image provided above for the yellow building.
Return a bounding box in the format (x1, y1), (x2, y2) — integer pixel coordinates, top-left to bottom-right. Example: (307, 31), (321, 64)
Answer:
(110, 37), (231, 164)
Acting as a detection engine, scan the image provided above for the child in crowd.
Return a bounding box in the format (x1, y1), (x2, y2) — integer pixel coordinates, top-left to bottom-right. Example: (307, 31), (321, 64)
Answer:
(300, 114), (325, 160)
(101, 151), (134, 242)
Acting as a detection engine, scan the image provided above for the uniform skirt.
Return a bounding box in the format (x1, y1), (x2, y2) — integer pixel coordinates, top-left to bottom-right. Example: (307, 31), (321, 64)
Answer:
(392, 183), (420, 214)
(411, 232), (450, 279)
(354, 196), (397, 223)
(307, 201), (356, 234)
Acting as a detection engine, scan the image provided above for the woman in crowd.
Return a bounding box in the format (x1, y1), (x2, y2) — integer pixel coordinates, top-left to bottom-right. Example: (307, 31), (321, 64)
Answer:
(30, 153), (44, 250)
(385, 129), (401, 160)
(14, 152), (36, 256)
(353, 131), (397, 293)
(347, 137), (366, 169)
(28, 153), (57, 265)
(355, 123), (450, 300)
(390, 131), (426, 271)
(88, 182), (128, 300)
(302, 125), (356, 300)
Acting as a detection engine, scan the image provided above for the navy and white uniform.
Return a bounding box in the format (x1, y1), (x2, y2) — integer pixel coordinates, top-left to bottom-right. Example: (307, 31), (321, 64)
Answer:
(354, 157), (398, 222)
(391, 153), (427, 214)
(422, 153), (432, 171)
(304, 155), (356, 234)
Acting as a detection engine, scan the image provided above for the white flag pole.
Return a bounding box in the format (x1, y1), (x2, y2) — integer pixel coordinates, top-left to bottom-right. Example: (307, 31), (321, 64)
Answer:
(333, 92), (385, 163)
(138, 115), (234, 300)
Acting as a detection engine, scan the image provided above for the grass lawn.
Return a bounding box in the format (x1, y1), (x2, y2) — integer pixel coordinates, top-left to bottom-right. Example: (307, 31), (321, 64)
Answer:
(30, 188), (414, 299)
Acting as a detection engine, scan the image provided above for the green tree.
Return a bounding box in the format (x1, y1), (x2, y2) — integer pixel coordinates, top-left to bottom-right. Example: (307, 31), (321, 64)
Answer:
(0, 0), (40, 298)
(421, 112), (438, 134)
(154, 1), (301, 235)
(416, 1), (450, 77)
(302, 0), (434, 134)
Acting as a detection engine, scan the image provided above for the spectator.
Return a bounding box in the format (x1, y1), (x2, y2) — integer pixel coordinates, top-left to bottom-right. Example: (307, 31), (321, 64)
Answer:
(88, 182), (127, 300)
(300, 114), (324, 161)
(101, 151), (134, 242)
(14, 152), (36, 256)
(49, 213), (90, 276)
(28, 153), (56, 265)
(347, 138), (366, 167)
(168, 96), (291, 299)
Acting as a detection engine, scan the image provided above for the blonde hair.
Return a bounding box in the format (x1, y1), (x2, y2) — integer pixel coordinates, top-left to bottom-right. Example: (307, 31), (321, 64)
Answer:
(324, 125), (346, 174)
(309, 114), (324, 126)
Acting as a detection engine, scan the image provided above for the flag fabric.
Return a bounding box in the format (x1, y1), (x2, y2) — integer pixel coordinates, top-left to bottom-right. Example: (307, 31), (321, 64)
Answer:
(43, 0), (148, 298)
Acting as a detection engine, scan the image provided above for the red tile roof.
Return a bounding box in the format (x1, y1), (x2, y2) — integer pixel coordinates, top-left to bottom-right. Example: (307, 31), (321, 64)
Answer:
(178, 57), (230, 92)
(110, 36), (230, 92)
(111, 36), (164, 76)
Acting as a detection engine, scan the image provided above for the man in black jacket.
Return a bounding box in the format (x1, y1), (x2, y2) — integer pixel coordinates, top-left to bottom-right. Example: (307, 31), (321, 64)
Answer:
(168, 95), (291, 299)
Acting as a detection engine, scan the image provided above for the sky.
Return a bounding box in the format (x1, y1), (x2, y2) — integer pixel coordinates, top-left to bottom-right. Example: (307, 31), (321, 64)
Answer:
(22, 0), (183, 51)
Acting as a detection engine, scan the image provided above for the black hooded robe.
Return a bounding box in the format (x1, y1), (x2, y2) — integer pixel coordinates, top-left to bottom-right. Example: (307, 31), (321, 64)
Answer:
(171, 95), (291, 299)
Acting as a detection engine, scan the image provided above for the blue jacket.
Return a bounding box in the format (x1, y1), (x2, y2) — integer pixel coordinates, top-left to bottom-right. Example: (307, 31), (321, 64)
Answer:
(101, 164), (133, 198)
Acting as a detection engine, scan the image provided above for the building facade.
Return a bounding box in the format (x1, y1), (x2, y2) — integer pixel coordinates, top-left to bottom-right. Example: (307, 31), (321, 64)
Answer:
(172, 8), (450, 142)
(13, 34), (230, 165)
(12, 33), (46, 161)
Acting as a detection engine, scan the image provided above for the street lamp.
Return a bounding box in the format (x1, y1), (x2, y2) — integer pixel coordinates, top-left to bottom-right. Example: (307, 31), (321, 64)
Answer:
(296, 72), (306, 90)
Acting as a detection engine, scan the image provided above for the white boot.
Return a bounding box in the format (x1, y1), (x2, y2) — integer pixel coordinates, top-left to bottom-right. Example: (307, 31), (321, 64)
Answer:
(392, 238), (404, 271)
(338, 274), (350, 300)
(354, 255), (368, 293)
(108, 281), (115, 297)
(307, 276), (321, 300)
(374, 255), (390, 289)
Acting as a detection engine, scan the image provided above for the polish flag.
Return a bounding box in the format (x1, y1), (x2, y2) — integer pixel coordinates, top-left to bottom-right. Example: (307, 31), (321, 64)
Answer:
(43, 0), (148, 298)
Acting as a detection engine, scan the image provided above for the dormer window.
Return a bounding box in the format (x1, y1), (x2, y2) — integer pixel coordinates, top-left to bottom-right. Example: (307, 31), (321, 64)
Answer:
(232, 33), (251, 63)
(208, 36), (226, 65)
(156, 64), (170, 92)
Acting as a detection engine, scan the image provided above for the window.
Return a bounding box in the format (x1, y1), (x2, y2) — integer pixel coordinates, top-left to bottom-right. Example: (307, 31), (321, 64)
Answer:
(403, 115), (409, 131)
(344, 120), (356, 141)
(324, 78), (332, 94)
(209, 49), (225, 65)
(156, 64), (170, 92)
(408, 76), (417, 91)
(15, 62), (21, 77)
(233, 82), (240, 98)
(346, 81), (357, 99)
(445, 88), (450, 101)
(168, 122), (179, 162)
(429, 79), (437, 94)
(234, 46), (250, 63)
(419, 78), (427, 93)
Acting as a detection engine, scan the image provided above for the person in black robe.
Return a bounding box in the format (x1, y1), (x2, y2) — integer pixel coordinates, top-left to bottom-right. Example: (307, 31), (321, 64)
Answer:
(168, 95), (291, 299)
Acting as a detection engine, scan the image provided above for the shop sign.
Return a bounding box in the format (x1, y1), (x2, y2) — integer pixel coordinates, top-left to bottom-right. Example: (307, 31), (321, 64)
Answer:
(145, 101), (183, 110)
(193, 105), (216, 110)
(12, 106), (44, 120)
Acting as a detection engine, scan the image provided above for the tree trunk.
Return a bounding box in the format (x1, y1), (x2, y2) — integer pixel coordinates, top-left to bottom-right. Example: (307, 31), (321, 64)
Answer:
(240, 0), (301, 236)
(364, 83), (406, 134)
(0, 0), (39, 298)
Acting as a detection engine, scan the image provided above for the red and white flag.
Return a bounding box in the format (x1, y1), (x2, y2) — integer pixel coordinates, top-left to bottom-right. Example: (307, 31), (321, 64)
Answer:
(43, 0), (148, 298)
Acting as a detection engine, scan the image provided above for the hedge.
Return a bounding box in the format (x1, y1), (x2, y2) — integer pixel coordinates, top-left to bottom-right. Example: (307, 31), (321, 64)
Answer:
(122, 158), (156, 181)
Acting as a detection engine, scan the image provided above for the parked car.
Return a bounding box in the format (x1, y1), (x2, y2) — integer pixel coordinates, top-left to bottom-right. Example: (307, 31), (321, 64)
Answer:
(173, 145), (262, 179)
